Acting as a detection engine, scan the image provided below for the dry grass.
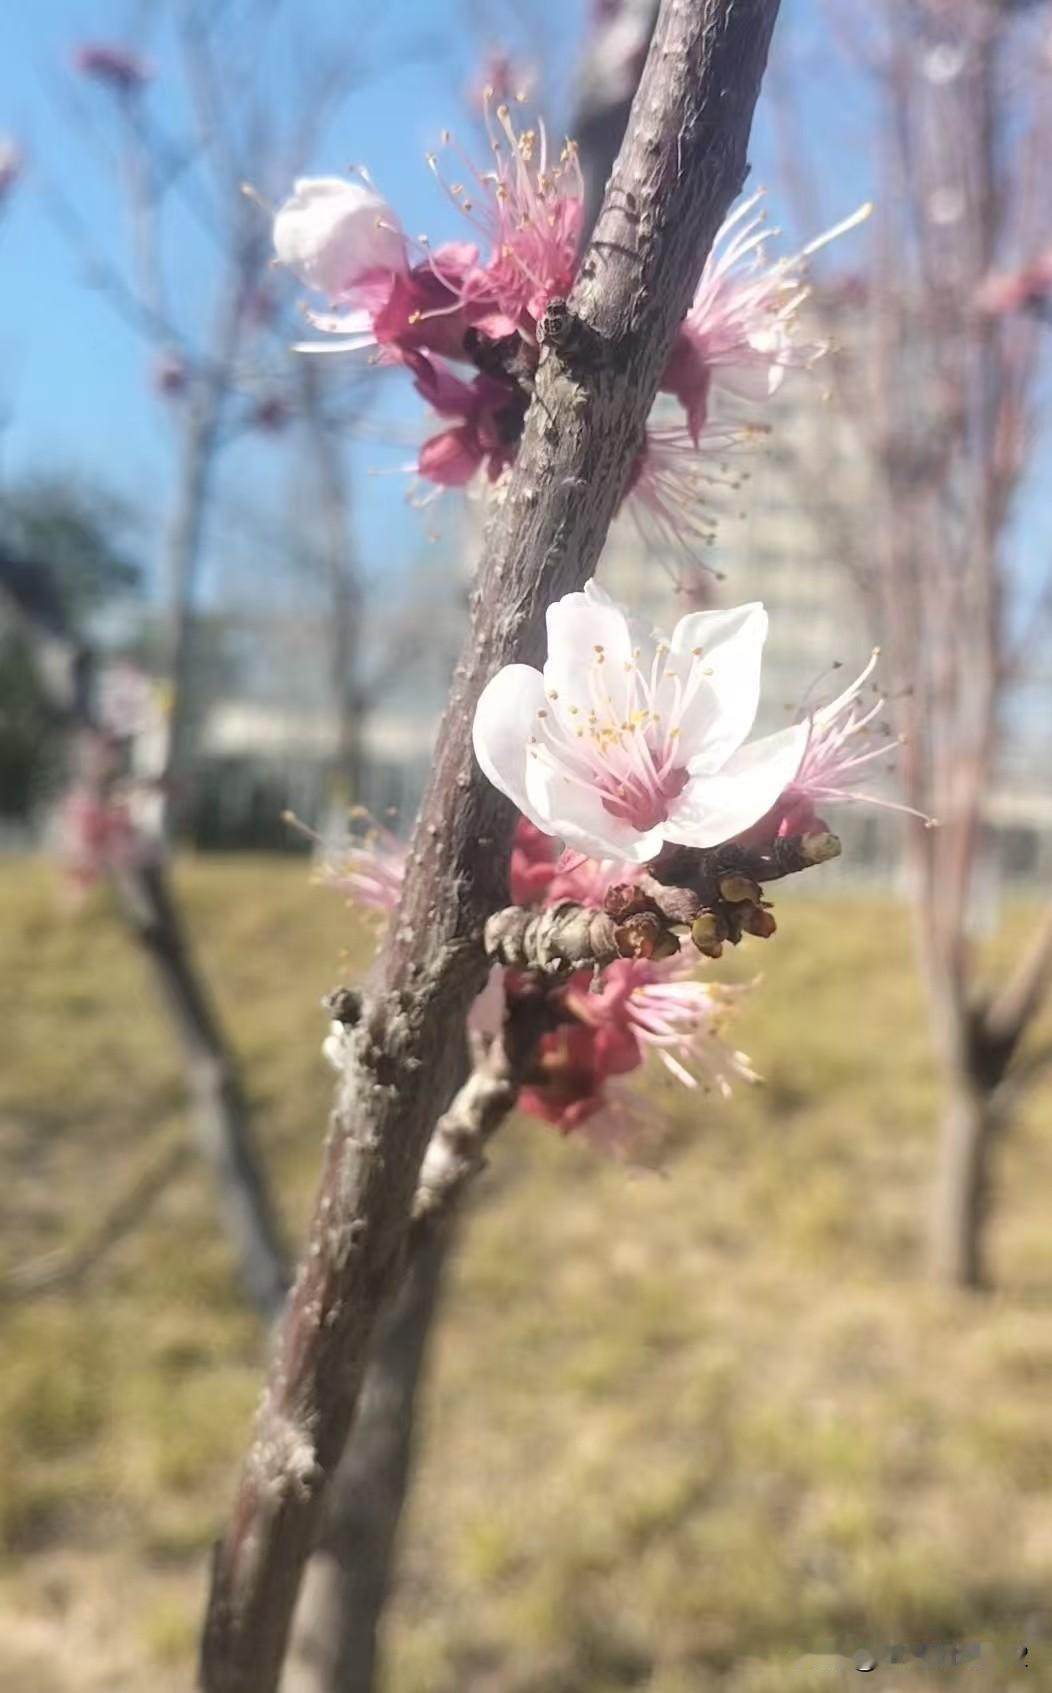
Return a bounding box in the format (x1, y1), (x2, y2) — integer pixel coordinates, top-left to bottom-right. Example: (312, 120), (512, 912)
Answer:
(0, 856), (1050, 1692)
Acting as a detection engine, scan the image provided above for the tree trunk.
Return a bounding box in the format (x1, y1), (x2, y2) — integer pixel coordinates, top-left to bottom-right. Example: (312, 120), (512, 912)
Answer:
(281, 1228), (450, 1693)
(297, 360), (364, 811)
(161, 395), (223, 830)
(929, 1065), (998, 1290)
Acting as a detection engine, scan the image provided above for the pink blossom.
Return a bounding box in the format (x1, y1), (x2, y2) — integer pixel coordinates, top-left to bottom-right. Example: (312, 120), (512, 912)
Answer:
(564, 958), (758, 1096)
(661, 192), (871, 440)
(518, 953), (757, 1148)
(473, 580), (810, 863)
(317, 814), (407, 914)
(509, 817), (644, 908)
(297, 243), (509, 365)
(57, 786), (140, 888)
(408, 350), (526, 488)
(518, 1016), (642, 1132)
(289, 99), (582, 364)
(736, 650), (933, 846)
(426, 97), (583, 329)
(74, 43), (152, 92)
(622, 420), (761, 583)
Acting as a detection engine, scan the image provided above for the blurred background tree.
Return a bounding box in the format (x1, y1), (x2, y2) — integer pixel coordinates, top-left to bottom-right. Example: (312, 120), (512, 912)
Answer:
(770, 0), (1052, 1289)
(0, 476), (141, 817)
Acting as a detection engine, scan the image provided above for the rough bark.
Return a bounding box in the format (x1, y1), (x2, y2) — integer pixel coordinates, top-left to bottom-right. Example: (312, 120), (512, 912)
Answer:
(280, 1229), (450, 1693)
(198, 4), (784, 1689)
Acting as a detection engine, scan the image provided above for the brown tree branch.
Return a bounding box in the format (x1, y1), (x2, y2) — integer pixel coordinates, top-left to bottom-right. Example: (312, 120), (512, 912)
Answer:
(283, 19), (681, 1683)
(983, 905), (1052, 1056)
(198, 4), (784, 1688)
(282, 995), (552, 1693)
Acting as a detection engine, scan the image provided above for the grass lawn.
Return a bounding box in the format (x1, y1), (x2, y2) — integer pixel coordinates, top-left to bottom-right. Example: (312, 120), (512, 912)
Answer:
(0, 854), (1050, 1692)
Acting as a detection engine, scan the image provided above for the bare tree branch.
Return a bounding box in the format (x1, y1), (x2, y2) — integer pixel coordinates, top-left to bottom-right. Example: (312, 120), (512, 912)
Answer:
(983, 906), (1052, 1057)
(199, 4), (784, 1688)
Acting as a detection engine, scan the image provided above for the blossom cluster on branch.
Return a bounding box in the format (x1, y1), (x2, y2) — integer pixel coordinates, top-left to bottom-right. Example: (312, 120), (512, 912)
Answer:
(271, 98), (869, 579)
(320, 571), (912, 1159)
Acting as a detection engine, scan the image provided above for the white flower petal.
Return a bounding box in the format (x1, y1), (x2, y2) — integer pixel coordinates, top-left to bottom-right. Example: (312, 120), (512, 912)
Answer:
(473, 664), (661, 860)
(472, 664), (549, 819)
(665, 720), (809, 848)
(666, 601), (768, 767)
(524, 760), (667, 863)
(542, 586), (637, 715)
(273, 176), (406, 298)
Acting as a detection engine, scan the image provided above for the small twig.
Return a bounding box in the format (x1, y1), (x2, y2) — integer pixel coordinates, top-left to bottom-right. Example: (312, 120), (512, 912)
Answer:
(485, 832), (842, 975)
(411, 992), (553, 1232)
(983, 905), (1052, 1053)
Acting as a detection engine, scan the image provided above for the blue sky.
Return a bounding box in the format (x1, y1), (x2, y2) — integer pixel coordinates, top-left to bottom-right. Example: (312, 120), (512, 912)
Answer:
(0, 1), (879, 607)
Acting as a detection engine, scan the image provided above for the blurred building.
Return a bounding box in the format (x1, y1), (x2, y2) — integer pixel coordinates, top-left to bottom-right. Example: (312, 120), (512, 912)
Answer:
(191, 695), (436, 847)
(186, 588), (463, 847)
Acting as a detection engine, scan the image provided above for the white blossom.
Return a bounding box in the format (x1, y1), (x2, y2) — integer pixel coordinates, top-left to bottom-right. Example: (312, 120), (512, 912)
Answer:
(472, 580), (808, 863)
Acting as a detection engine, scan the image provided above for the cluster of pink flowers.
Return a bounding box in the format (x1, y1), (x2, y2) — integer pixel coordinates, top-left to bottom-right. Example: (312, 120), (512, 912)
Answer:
(321, 808), (756, 1155)
(320, 579), (919, 1151)
(271, 98), (868, 574)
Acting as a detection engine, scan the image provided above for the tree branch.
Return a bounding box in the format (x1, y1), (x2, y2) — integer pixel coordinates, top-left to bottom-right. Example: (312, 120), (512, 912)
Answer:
(983, 906), (1052, 1056)
(199, 5), (784, 1687)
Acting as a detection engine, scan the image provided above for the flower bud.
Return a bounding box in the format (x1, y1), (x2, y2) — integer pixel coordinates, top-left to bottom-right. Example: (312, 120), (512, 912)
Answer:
(801, 831), (842, 865)
(273, 177), (406, 298)
(718, 871), (762, 904)
(690, 909), (728, 958)
(738, 902), (777, 939)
